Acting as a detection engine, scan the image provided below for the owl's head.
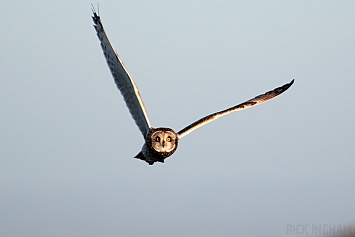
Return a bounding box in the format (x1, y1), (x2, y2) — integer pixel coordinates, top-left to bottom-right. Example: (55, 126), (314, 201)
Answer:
(149, 128), (178, 153)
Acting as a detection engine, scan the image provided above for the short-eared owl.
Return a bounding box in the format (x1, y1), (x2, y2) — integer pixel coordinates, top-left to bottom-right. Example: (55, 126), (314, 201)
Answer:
(92, 9), (294, 165)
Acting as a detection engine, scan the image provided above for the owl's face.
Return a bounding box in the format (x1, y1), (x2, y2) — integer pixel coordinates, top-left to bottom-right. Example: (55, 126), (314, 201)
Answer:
(150, 129), (178, 153)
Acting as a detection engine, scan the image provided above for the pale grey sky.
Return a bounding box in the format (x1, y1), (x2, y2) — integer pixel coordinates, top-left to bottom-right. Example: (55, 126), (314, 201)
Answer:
(1, 1), (354, 236)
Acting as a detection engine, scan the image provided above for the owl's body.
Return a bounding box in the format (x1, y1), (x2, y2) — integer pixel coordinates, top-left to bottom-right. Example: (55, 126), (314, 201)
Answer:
(135, 128), (179, 165)
(92, 8), (295, 165)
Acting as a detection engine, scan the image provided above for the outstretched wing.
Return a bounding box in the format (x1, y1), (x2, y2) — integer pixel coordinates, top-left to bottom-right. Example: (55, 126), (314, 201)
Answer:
(92, 9), (152, 138)
(177, 79), (294, 139)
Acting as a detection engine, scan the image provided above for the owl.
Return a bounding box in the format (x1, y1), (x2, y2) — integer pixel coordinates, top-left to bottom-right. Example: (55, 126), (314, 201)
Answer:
(92, 9), (294, 165)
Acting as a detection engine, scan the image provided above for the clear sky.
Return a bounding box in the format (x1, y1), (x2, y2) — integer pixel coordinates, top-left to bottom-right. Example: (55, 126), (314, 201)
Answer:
(1, 1), (354, 236)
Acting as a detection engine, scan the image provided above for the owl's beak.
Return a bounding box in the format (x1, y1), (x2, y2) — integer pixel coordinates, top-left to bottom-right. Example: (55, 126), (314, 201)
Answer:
(162, 141), (165, 148)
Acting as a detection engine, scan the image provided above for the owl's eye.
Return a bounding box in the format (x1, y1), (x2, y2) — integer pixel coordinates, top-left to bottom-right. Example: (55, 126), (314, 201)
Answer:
(155, 136), (160, 142)
(166, 136), (171, 142)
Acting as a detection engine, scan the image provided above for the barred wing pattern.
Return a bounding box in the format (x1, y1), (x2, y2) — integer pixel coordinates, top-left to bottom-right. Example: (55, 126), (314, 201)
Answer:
(177, 79), (294, 139)
(92, 10), (152, 138)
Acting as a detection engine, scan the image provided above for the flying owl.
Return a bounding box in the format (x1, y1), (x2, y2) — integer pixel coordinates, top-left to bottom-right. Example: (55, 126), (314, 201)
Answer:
(91, 9), (294, 165)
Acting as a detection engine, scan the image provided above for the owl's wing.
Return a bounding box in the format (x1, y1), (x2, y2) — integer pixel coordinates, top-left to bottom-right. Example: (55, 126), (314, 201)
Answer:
(177, 79), (294, 139)
(92, 9), (152, 138)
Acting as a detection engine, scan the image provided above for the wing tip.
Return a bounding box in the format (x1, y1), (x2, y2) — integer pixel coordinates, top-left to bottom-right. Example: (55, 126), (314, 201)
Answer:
(285, 78), (295, 90)
(279, 79), (295, 93)
(91, 3), (100, 24)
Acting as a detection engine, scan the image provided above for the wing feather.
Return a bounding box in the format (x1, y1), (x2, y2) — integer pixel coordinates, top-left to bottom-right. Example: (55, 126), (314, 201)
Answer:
(177, 79), (294, 139)
(92, 10), (152, 138)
